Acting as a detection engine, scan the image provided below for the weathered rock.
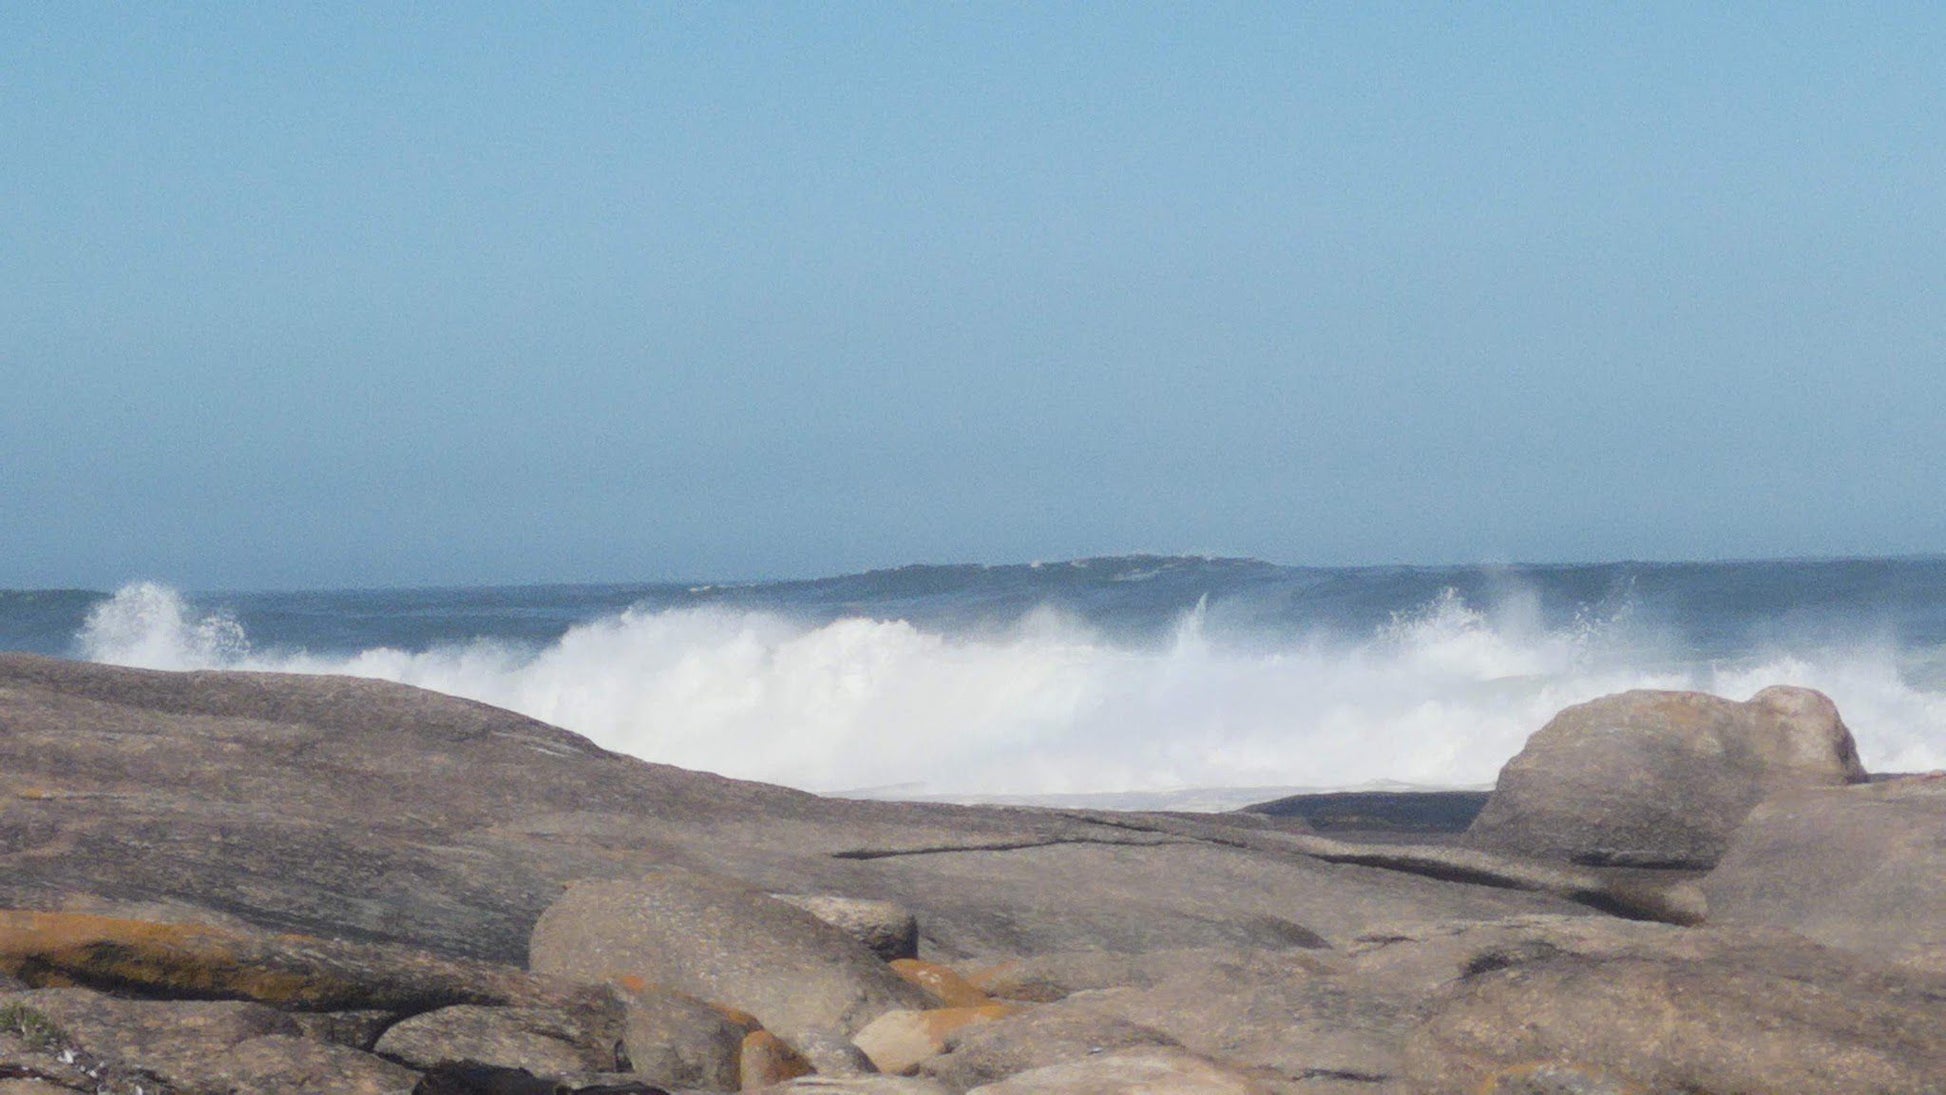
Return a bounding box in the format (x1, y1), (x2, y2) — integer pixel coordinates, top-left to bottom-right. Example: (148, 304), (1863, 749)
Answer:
(1399, 923), (1946, 1094)
(963, 947), (1311, 1004)
(218, 1033), (419, 1095)
(773, 896), (919, 962)
(887, 960), (988, 1008)
(3, 988), (299, 1092)
(609, 981), (751, 1092)
(783, 1028), (880, 1077)
(1701, 773), (1946, 970)
(1061, 948), (1400, 1088)
(372, 999), (626, 1076)
(740, 1029), (815, 1089)
(0, 909), (554, 1014)
(0, 655), (1610, 971)
(962, 1046), (1271, 1094)
(850, 1005), (1025, 1076)
(0, 1082), (88, 1095)
(1467, 687), (1867, 867)
(529, 869), (932, 1044)
(288, 1008), (397, 1050)
(915, 1002), (1177, 1092)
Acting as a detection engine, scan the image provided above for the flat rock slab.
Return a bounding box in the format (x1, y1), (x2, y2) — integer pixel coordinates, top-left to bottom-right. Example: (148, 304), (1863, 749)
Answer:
(1701, 774), (1946, 970)
(0, 655), (1598, 968)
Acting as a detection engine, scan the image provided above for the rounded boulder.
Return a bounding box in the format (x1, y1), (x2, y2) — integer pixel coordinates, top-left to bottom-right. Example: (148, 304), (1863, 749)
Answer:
(1466, 687), (1867, 868)
(529, 867), (932, 1047)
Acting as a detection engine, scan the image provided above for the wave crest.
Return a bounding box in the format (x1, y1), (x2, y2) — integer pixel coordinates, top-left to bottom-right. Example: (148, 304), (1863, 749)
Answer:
(72, 582), (1946, 795)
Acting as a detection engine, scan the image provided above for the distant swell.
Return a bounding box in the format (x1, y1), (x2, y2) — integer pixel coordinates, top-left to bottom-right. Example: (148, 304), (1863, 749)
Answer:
(75, 582), (1946, 796)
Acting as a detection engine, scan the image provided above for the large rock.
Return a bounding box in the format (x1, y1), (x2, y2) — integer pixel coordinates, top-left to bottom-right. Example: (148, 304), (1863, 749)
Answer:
(0, 909), (567, 1013)
(217, 1034), (419, 1095)
(915, 1002), (1178, 1092)
(1400, 929), (1946, 1094)
(371, 1000), (627, 1076)
(1, 988), (301, 1093)
(773, 895), (919, 962)
(1467, 687), (1867, 867)
(528, 868), (932, 1045)
(1701, 773), (1946, 970)
(0, 654), (1592, 969)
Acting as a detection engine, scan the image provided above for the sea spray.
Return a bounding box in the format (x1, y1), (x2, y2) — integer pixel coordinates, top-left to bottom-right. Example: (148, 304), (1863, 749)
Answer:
(69, 573), (1946, 795)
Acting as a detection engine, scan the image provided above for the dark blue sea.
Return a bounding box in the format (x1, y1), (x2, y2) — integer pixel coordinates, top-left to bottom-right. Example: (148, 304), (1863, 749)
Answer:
(5, 556), (1944, 806)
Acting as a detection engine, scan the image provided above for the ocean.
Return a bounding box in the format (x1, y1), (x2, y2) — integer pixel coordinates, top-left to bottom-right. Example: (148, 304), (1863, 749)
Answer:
(5, 555), (1944, 808)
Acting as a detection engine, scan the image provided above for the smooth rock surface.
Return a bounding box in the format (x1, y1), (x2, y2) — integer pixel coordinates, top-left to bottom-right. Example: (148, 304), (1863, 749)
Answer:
(851, 1005), (1024, 1076)
(0, 655), (1609, 969)
(1700, 773), (1946, 970)
(529, 869), (932, 1043)
(1399, 923), (1946, 1094)
(1468, 686), (1867, 867)
(963, 1046), (1271, 1094)
(916, 1002), (1178, 1092)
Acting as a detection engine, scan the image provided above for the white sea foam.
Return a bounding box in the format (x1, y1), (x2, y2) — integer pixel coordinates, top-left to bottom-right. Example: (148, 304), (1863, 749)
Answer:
(75, 582), (1946, 796)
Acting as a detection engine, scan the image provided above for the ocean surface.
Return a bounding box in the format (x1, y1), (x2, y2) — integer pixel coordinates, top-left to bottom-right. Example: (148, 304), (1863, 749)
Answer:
(6, 556), (1945, 809)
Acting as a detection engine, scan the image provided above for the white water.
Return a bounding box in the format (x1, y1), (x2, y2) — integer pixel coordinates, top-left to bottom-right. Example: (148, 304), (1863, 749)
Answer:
(75, 582), (1946, 797)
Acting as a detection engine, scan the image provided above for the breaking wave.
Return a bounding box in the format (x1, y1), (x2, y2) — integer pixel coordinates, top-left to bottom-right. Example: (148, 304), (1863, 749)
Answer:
(74, 581), (1946, 797)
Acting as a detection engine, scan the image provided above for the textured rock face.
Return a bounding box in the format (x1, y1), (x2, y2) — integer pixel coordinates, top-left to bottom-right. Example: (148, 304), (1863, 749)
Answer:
(0, 654), (1589, 969)
(773, 895), (920, 962)
(1701, 774), (1946, 970)
(370, 1001), (626, 1076)
(1467, 686), (1867, 867)
(1399, 935), (1946, 1094)
(528, 869), (933, 1044)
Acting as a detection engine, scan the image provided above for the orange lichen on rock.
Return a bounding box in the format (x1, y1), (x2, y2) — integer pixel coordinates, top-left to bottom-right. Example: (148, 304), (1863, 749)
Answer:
(889, 958), (991, 1008)
(738, 1029), (814, 1090)
(0, 909), (544, 1013)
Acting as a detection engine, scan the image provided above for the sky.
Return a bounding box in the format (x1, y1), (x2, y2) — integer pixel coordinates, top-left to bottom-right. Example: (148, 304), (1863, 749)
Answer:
(4, 4), (1944, 590)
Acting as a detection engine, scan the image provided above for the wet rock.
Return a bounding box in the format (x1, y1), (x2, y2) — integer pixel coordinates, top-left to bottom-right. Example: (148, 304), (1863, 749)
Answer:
(1468, 687), (1867, 867)
(772, 896), (918, 962)
(529, 869), (931, 1044)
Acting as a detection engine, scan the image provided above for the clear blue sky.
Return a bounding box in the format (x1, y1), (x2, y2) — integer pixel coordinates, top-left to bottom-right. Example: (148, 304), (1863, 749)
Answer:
(5, 4), (1943, 589)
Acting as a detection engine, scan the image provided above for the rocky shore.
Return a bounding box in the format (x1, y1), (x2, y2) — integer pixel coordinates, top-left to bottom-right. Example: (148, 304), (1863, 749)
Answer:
(0, 652), (1940, 1093)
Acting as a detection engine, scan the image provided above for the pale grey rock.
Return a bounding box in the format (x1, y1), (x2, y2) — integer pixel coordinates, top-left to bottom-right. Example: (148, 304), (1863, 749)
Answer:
(1700, 774), (1946, 970)
(1468, 687), (1867, 867)
(529, 868), (931, 1045)
(963, 1046), (1271, 1094)
(372, 1001), (625, 1076)
(773, 894), (919, 961)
